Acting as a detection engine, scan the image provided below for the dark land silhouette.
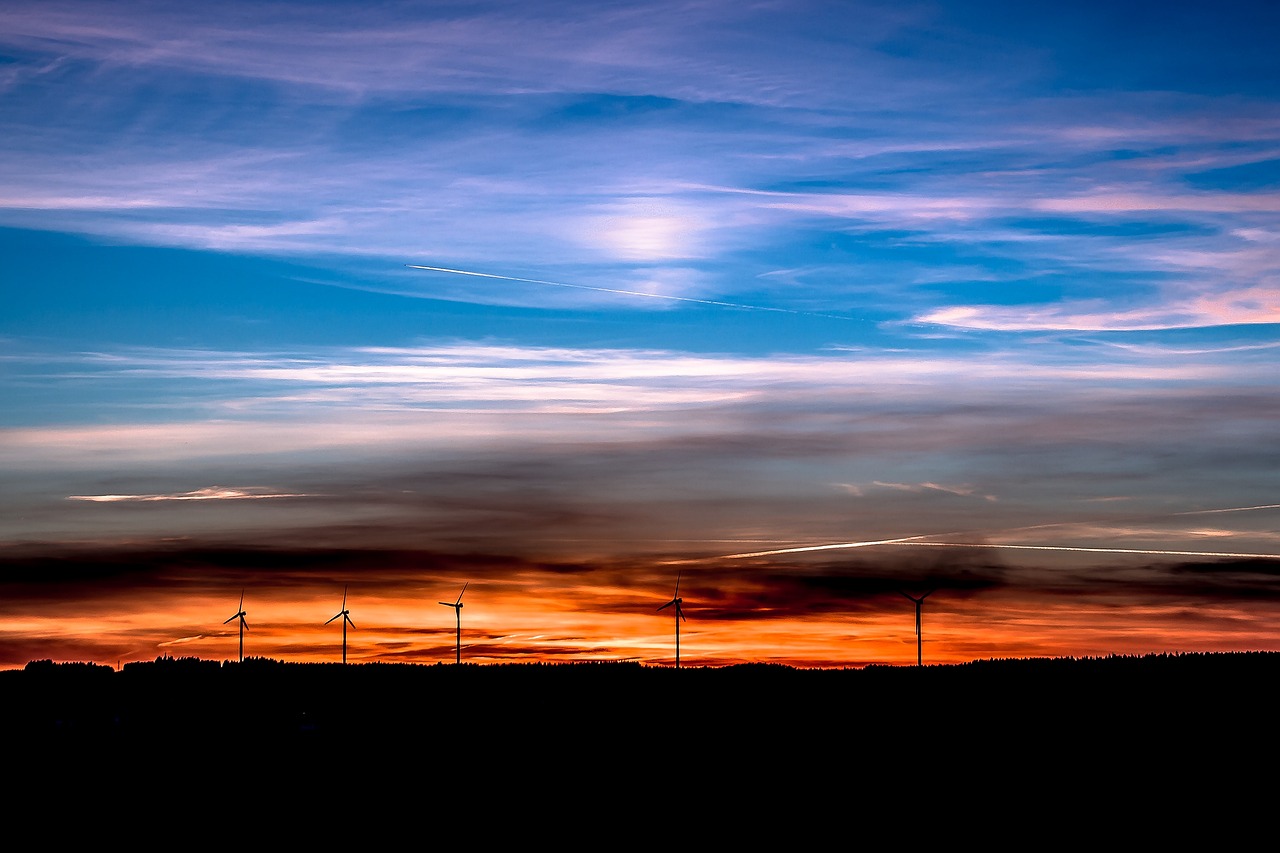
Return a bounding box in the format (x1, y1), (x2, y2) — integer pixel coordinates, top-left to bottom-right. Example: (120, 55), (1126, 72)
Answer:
(5, 652), (1273, 740)
(3, 651), (1275, 813)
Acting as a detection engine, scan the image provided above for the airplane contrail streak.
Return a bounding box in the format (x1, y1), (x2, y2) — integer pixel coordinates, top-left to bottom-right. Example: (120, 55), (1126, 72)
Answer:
(720, 539), (1280, 560)
(406, 264), (852, 319)
(719, 535), (936, 559)
(887, 542), (1280, 559)
(717, 503), (1280, 560)
(1174, 504), (1280, 515)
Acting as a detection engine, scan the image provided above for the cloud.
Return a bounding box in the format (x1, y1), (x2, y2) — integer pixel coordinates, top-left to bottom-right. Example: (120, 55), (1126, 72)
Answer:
(915, 290), (1280, 332)
(158, 635), (207, 647)
(1, 525), (1276, 668)
(572, 198), (711, 261)
(3, 340), (1278, 482)
(68, 487), (315, 502)
(870, 481), (997, 500)
(1034, 192), (1280, 215)
(0, 1), (963, 108)
(0, 195), (171, 210)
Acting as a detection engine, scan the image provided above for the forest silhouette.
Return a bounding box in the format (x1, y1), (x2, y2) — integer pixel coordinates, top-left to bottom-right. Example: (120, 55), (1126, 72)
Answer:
(4, 651), (1275, 816)
(5, 651), (1273, 747)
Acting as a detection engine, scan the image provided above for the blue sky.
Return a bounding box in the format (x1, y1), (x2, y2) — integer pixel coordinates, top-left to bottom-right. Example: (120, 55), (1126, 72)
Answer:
(2, 0), (1278, 668)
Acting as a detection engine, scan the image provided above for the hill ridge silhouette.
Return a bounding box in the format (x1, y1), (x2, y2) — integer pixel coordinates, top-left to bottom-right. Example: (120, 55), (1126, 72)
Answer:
(7, 650), (1274, 737)
(5, 650), (1276, 802)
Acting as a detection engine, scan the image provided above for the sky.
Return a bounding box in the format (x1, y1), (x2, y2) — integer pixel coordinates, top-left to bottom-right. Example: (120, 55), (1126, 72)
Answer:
(2, 0), (1279, 670)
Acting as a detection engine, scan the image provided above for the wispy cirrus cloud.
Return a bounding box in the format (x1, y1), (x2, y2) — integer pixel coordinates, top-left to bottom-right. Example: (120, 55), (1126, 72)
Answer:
(0, 1), (957, 107)
(5, 340), (1263, 430)
(68, 486), (315, 502)
(916, 286), (1280, 332)
(2, 1), (1275, 336)
(0, 195), (173, 210)
(1033, 191), (1280, 215)
(869, 481), (998, 501)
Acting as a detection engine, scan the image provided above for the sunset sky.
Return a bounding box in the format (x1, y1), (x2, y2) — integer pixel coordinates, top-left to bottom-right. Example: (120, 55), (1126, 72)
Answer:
(3, 0), (1279, 670)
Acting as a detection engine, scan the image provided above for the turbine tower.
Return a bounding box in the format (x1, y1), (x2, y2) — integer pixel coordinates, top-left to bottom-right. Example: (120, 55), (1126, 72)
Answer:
(223, 590), (248, 663)
(439, 582), (468, 664)
(325, 585), (355, 664)
(901, 589), (934, 667)
(657, 573), (686, 668)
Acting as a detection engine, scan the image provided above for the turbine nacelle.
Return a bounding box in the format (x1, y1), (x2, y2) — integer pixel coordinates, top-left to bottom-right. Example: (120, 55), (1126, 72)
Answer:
(658, 597), (686, 620)
(225, 590), (248, 627)
(326, 585), (354, 627)
(324, 609), (353, 627)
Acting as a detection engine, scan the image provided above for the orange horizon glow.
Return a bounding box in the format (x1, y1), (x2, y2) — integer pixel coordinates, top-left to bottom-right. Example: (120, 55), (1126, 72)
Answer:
(4, 561), (1277, 672)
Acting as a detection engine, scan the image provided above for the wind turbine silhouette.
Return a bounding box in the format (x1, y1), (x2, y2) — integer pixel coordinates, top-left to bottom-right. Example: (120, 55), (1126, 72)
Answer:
(900, 589), (934, 667)
(657, 573), (687, 668)
(325, 585), (355, 664)
(223, 590), (248, 663)
(439, 582), (468, 664)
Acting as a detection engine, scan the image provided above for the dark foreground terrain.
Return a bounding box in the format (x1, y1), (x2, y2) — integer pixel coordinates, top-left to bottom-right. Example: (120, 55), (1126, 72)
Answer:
(3, 651), (1275, 819)
(8, 650), (1273, 735)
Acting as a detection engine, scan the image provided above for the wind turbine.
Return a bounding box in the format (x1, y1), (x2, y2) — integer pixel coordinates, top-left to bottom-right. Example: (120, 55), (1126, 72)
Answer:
(439, 582), (468, 664)
(325, 585), (355, 664)
(657, 573), (687, 668)
(901, 589), (934, 667)
(223, 590), (248, 663)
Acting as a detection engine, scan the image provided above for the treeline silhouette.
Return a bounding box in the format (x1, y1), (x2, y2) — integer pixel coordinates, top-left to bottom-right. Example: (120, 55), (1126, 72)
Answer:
(4, 651), (1277, 812)
(4, 651), (1274, 747)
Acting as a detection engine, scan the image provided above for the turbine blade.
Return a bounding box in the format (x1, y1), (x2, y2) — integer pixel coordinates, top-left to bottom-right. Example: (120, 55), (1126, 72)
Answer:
(325, 613), (340, 624)
(224, 615), (236, 624)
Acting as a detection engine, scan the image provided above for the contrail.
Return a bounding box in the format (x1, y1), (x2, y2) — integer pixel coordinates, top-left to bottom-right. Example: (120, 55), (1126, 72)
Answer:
(719, 535), (936, 559)
(717, 502), (1280, 560)
(884, 542), (1280, 559)
(720, 539), (1280, 561)
(406, 264), (852, 319)
(1174, 504), (1280, 515)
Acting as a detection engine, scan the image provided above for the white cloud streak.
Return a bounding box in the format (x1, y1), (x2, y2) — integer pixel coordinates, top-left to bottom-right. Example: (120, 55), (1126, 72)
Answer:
(68, 487), (315, 502)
